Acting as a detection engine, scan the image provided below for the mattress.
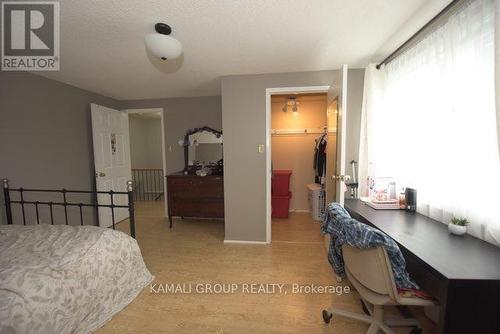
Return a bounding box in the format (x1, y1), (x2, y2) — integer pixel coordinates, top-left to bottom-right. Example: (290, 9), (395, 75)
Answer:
(0, 224), (153, 334)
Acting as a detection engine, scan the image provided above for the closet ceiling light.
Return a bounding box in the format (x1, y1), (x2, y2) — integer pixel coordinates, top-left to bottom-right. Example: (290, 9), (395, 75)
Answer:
(282, 96), (299, 114)
(145, 23), (183, 61)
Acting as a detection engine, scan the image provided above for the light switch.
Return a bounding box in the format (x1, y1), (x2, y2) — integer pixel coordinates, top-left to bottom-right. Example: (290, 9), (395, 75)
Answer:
(168, 145), (172, 152)
(258, 144), (264, 153)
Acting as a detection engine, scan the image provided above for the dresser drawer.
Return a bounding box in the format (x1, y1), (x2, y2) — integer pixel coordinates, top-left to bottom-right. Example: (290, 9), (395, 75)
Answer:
(168, 176), (223, 198)
(167, 173), (225, 220)
(170, 198), (224, 218)
(193, 177), (223, 197)
(167, 176), (193, 190)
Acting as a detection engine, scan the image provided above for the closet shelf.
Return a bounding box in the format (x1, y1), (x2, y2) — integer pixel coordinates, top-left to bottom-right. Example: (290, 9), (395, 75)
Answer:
(271, 127), (336, 136)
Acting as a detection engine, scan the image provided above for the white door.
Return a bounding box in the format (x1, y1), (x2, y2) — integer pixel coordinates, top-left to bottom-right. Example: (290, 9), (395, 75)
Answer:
(326, 64), (349, 206)
(91, 104), (132, 227)
(325, 97), (338, 205)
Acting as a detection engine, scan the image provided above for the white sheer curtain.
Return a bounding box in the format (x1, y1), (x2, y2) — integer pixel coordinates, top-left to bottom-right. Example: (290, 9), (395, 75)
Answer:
(496, 0), (500, 160)
(360, 0), (500, 246)
(358, 64), (385, 198)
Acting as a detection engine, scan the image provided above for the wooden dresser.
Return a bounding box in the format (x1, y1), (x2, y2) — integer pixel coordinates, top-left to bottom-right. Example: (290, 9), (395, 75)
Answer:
(166, 172), (224, 227)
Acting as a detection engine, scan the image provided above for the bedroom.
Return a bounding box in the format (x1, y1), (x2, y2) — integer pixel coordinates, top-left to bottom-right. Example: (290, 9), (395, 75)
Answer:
(1, 0), (500, 333)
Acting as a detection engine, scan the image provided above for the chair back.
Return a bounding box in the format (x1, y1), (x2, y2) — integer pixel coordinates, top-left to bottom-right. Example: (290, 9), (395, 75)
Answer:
(342, 245), (399, 299)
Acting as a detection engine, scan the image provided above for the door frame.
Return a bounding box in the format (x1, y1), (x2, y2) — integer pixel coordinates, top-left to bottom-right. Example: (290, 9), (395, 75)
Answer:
(123, 108), (168, 218)
(334, 64), (349, 204)
(265, 86), (330, 244)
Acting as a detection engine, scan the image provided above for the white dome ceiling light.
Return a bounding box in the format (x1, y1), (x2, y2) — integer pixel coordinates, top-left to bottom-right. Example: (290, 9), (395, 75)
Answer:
(145, 23), (183, 61)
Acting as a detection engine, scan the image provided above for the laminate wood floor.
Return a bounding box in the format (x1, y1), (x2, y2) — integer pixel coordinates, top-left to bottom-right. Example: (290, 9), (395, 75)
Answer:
(97, 202), (436, 334)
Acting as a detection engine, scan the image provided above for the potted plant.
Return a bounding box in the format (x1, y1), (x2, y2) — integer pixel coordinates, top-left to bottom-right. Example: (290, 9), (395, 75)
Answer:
(448, 217), (469, 236)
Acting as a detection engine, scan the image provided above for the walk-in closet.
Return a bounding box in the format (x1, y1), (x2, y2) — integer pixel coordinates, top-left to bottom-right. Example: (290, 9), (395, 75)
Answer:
(271, 93), (336, 241)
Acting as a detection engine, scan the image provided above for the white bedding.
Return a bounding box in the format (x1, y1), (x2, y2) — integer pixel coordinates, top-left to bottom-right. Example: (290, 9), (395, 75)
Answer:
(0, 225), (153, 334)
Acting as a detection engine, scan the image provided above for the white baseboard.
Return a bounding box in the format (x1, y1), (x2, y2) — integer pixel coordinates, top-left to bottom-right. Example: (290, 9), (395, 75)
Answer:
(224, 239), (269, 245)
(289, 209), (310, 213)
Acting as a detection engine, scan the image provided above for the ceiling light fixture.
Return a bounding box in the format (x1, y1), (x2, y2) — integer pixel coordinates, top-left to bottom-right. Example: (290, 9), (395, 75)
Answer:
(282, 96), (299, 115)
(145, 23), (183, 61)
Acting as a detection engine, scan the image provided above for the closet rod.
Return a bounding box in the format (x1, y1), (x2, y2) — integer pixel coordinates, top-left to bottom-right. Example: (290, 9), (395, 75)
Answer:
(272, 127), (334, 135)
(376, 0), (461, 70)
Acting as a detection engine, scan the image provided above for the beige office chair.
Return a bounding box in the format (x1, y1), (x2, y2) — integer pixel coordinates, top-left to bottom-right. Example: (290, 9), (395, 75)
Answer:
(322, 245), (436, 334)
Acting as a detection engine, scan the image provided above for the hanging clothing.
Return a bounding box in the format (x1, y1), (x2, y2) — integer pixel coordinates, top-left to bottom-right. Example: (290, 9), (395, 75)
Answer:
(313, 133), (327, 184)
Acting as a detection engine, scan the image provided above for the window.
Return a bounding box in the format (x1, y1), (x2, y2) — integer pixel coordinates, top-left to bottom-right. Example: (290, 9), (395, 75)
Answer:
(359, 0), (500, 245)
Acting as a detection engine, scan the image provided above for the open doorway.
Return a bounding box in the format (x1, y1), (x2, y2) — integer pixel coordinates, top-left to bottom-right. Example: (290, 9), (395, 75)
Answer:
(124, 108), (167, 218)
(266, 87), (337, 243)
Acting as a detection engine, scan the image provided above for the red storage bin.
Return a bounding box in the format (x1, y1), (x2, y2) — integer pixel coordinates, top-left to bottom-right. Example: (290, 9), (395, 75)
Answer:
(272, 170), (292, 196)
(272, 192), (292, 218)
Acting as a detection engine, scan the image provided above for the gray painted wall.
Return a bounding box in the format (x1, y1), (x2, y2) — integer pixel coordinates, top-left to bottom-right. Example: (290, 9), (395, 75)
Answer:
(119, 96), (222, 175)
(221, 69), (365, 242)
(0, 72), (222, 226)
(129, 116), (163, 169)
(0, 69), (361, 242)
(0, 72), (119, 225)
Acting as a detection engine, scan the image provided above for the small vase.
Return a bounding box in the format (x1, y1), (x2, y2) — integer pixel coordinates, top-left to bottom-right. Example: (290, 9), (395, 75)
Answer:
(448, 223), (467, 236)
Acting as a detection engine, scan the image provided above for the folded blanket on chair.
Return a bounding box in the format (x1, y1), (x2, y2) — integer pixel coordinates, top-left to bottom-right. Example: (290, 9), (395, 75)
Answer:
(321, 202), (419, 290)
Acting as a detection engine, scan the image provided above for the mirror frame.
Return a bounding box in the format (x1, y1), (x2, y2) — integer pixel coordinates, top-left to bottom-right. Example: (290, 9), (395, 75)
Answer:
(183, 126), (223, 173)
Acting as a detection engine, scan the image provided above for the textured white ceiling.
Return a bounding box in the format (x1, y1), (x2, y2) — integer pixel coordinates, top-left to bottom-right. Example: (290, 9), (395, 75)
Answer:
(37, 0), (433, 100)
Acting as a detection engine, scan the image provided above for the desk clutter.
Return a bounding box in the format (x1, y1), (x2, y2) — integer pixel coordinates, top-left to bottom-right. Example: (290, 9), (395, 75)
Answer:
(361, 176), (417, 211)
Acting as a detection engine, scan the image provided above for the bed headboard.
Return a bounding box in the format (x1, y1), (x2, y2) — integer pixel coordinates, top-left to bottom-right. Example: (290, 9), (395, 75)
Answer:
(2, 179), (136, 238)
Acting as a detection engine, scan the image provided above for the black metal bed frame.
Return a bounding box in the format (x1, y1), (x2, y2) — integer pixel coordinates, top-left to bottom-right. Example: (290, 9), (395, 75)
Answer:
(2, 179), (136, 238)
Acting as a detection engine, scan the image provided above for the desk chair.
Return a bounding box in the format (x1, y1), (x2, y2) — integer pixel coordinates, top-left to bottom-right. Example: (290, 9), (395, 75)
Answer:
(322, 245), (436, 334)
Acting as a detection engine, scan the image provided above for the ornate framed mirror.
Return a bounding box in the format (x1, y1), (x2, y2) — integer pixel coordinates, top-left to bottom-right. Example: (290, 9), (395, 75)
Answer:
(181, 126), (223, 175)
